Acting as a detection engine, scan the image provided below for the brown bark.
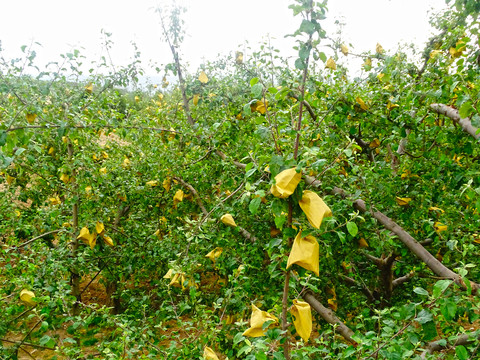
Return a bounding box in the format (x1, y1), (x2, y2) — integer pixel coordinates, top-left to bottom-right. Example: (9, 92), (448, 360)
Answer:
(353, 199), (479, 293)
(173, 176), (208, 216)
(68, 142), (81, 315)
(338, 274), (376, 303)
(422, 332), (480, 357)
(105, 204), (130, 314)
(430, 103), (480, 139)
(302, 291), (357, 344)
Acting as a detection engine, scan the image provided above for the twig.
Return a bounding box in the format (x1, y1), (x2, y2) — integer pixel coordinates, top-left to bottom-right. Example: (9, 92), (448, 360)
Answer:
(0, 338), (55, 351)
(173, 176), (208, 216)
(16, 230), (63, 249)
(197, 181), (245, 228)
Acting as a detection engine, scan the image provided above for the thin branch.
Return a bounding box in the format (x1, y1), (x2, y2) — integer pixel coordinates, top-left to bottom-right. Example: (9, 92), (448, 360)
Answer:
(6, 124), (178, 134)
(392, 271), (415, 288)
(16, 230), (62, 249)
(173, 176), (208, 216)
(0, 338), (55, 351)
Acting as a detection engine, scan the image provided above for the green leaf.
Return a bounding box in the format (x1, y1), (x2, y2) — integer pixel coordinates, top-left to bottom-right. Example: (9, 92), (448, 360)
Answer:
(243, 103), (252, 116)
(299, 45), (311, 60)
(249, 197), (262, 215)
(346, 222), (358, 237)
(0, 131), (7, 147)
(245, 168), (256, 178)
(413, 287), (429, 296)
(251, 83), (263, 99)
(440, 300), (457, 321)
(299, 19), (316, 35)
(274, 214), (286, 230)
(455, 345), (468, 360)
(421, 320), (437, 341)
(250, 77), (259, 86)
(432, 279), (452, 298)
(318, 52), (327, 63)
(39, 335), (55, 348)
(459, 101), (474, 118)
(416, 309), (433, 324)
(295, 58), (305, 70)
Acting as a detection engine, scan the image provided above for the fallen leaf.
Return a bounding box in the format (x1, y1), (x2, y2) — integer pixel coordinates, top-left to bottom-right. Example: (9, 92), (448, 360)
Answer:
(429, 206), (444, 213)
(60, 174), (70, 184)
(146, 180), (158, 186)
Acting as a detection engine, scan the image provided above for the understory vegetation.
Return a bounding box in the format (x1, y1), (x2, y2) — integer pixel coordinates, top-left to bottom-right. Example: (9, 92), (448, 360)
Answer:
(1, 0), (480, 359)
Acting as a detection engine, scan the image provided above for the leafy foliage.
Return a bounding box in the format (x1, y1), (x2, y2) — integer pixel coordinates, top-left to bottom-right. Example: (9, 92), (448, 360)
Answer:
(1, 0), (480, 359)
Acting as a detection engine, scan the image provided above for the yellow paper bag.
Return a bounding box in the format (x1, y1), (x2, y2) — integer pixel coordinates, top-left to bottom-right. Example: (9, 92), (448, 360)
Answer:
(290, 299), (312, 342)
(203, 346), (219, 360)
(220, 214), (237, 227)
(271, 168), (302, 199)
(19, 289), (36, 306)
(287, 232), (319, 276)
(298, 190), (332, 229)
(206, 247), (223, 263)
(77, 227), (97, 249)
(163, 178), (171, 192)
(243, 304), (278, 337)
(173, 189), (184, 205)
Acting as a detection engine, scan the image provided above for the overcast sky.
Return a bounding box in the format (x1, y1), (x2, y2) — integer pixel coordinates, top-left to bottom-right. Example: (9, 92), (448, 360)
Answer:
(0, 0), (448, 76)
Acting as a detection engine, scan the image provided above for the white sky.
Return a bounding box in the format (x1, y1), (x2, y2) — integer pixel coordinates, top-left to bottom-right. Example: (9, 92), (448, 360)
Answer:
(0, 0), (448, 76)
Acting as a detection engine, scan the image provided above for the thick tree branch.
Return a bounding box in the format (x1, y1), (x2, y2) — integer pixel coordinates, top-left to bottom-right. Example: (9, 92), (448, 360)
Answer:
(430, 103), (480, 139)
(353, 198), (479, 293)
(302, 291), (357, 345)
(422, 332), (480, 357)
